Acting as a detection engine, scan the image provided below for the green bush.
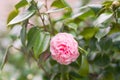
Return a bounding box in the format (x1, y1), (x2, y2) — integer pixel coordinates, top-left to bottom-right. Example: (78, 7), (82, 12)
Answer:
(1, 0), (120, 80)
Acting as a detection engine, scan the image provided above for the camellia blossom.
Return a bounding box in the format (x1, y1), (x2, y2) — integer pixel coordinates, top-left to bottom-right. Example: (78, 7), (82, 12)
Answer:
(50, 33), (79, 65)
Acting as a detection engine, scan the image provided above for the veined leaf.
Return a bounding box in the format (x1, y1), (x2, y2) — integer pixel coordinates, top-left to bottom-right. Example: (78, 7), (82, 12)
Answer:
(8, 10), (35, 25)
(27, 27), (50, 59)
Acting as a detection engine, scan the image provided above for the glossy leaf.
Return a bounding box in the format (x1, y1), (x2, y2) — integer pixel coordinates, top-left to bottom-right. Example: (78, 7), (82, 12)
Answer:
(46, 8), (66, 13)
(8, 10), (35, 25)
(88, 4), (102, 15)
(27, 27), (39, 50)
(94, 13), (113, 25)
(7, 10), (19, 25)
(33, 32), (50, 59)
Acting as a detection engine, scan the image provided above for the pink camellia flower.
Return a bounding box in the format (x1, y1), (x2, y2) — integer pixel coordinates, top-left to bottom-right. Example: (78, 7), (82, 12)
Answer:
(50, 33), (79, 65)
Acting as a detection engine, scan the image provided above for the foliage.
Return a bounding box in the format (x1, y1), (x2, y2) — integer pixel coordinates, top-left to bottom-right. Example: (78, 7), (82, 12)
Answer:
(1, 0), (120, 80)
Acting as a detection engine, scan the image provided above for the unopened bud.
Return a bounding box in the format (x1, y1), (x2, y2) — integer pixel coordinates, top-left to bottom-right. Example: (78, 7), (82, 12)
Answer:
(112, 1), (120, 8)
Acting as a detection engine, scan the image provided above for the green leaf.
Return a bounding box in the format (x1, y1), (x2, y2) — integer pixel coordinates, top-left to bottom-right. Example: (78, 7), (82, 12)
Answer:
(80, 27), (99, 39)
(15, 0), (28, 9)
(7, 9), (19, 25)
(27, 27), (39, 50)
(88, 4), (102, 15)
(95, 27), (110, 42)
(94, 53), (110, 67)
(66, 23), (78, 31)
(8, 10), (35, 25)
(79, 56), (89, 77)
(72, 7), (94, 20)
(33, 32), (50, 59)
(46, 8), (66, 13)
(1, 45), (13, 70)
(110, 32), (120, 42)
(108, 23), (120, 35)
(94, 13), (113, 25)
(98, 37), (113, 52)
(27, 27), (50, 59)
(100, 72), (114, 80)
(20, 25), (27, 46)
(51, 0), (69, 8)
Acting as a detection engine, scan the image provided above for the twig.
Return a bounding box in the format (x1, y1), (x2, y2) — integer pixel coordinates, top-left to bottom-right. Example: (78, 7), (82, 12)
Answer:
(44, 0), (54, 34)
(1, 45), (13, 70)
(30, 51), (50, 78)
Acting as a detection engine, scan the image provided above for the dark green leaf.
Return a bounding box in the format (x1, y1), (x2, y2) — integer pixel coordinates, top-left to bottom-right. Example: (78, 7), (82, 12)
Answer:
(27, 27), (39, 50)
(94, 53), (110, 67)
(100, 72), (114, 80)
(27, 27), (50, 59)
(15, 0), (28, 9)
(95, 27), (110, 41)
(8, 10), (35, 25)
(20, 26), (27, 46)
(98, 37), (113, 52)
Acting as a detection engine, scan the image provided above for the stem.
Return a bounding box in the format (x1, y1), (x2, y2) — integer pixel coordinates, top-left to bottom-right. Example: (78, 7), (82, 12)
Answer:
(78, 47), (88, 56)
(32, 0), (47, 31)
(1, 45), (13, 70)
(37, 61), (50, 78)
(44, 0), (54, 35)
(30, 51), (50, 78)
(60, 65), (64, 80)
(37, 8), (47, 31)
(113, 9), (118, 23)
(28, 21), (35, 26)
